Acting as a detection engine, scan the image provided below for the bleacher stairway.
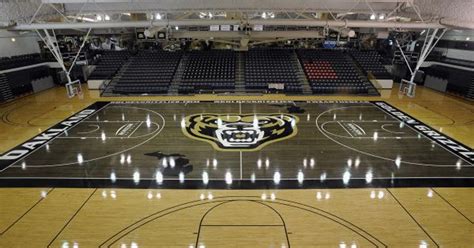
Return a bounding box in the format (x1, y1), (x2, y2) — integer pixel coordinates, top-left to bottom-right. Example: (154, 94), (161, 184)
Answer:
(169, 55), (187, 95)
(101, 60), (133, 96)
(291, 51), (312, 95)
(234, 52), (246, 93)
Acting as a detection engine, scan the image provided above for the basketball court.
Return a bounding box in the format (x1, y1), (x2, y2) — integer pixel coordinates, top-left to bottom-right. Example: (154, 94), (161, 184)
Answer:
(0, 0), (473, 246)
(1, 100), (472, 189)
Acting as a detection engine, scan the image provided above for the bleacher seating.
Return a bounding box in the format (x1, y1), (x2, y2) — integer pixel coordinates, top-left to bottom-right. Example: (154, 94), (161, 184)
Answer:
(349, 50), (392, 79)
(112, 50), (182, 94)
(179, 50), (235, 94)
(88, 50), (130, 80)
(0, 53), (44, 71)
(244, 49), (302, 93)
(298, 49), (370, 94)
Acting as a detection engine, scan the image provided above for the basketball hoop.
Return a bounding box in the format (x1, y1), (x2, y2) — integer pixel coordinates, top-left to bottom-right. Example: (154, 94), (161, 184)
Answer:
(399, 79), (416, 97)
(66, 80), (83, 98)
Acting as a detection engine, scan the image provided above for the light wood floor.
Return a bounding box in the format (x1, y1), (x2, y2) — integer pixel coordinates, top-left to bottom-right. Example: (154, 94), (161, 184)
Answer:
(0, 85), (473, 247)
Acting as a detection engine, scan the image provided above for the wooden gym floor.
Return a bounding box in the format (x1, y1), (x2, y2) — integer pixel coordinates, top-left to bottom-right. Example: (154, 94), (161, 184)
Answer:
(0, 85), (473, 247)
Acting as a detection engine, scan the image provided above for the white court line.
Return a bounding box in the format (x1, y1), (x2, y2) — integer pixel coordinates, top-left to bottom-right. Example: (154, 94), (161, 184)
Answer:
(321, 121), (418, 140)
(240, 151), (243, 180)
(9, 106), (165, 168)
(337, 121), (354, 137)
(77, 124), (100, 134)
(54, 123), (159, 139)
(316, 105), (471, 167)
(372, 103), (474, 166)
(127, 121), (144, 138)
(82, 120), (142, 123)
(0, 103), (111, 173)
(1, 176), (473, 180)
(381, 124), (406, 134)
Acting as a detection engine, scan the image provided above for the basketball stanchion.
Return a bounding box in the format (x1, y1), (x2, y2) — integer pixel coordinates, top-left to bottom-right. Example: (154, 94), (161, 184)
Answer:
(399, 79), (416, 97)
(66, 80), (83, 98)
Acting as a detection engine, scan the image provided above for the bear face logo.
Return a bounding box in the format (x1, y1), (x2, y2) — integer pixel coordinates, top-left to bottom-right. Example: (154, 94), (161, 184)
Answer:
(181, 113), (298, 151)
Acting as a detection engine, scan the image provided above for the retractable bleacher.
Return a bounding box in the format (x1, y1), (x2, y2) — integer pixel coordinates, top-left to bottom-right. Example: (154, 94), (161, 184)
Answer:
(0, 53), (44, 71)
(349, 50), (392, 79)
(244, 49), (302, 93)
(298, 49), (373, 94)
(179, 50), (236, 94)
(112, 50), (182, 95)
(88, 50), (130, 80)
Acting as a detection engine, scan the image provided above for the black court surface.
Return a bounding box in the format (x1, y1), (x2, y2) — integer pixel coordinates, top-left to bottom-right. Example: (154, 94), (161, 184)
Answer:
(0, 101), (473, 188)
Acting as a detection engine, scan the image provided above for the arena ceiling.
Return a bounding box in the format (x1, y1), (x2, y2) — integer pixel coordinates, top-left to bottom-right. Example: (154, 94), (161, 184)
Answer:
(0, 0), (472, 32)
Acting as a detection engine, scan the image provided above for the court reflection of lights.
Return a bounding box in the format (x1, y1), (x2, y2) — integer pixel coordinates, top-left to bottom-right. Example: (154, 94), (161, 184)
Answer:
(110, 171), (117, 183)
(456, 160), (461, 170)
(339, 242), (347, 248)
(310, 158), (315, 168)
(333, 113), (337, 120)
(207, 192), (213, 200)
(156, 192), (161, 199)
(169, 157), (175, 168)
(395, 156), (402, 168)
(126, 154), (132, 164)
(155, 171), (163, 184)
(250, 173), (256, 183)
(325, 192), (331, 199)
(265, 158), (270, 168)
(110, 190), (117, 199)
(225, 171), (233, 185)
(45, 144), (50, 152)
(199, 193), (205, 200)
(365, 171), (373, 183)
(133, 171), (140, 184)
(270, 193), (276, 201)
(257, 158), (262, 169)
(21, 161), (26, 170)
(303, 158), (307, 168)
(40, 190), (48, 198)
(199, 244), (206, 248)
(131, 242), (138, 248)
(202, 171), (209, 184)
(427, 189), (433, 198)
(147, 191), (153, 200)
(77, 153), (84, 164)
(307, 114), (310, 121)
(261, 193), (267, 200)
(212, 158), (218, 168)
(370, 191), (376, 199)
(399, 122), (404, 128)
(355, 157), (360, 167)
(316, 191), (322, 200)
(206, 159), (210, 167)
(273, 171), (281, 184)
(179, 172), (185, 183)
(180, 118), (186, 128)
(120, 154), (125, 165)
(297, 171), (304, 184)
(373, 132), (378, 141)
(101, 132), (106, 141)
(342, 171), (351, 185)
(162, 157), (168, 167)
(419, 240), (428, 248)
(320, 172), (327, 182)
(146, 115), (151, 127)
(347, 158), (353, 167)
(377, 191), (385, 199)
(101, 190), (107, 198)
(350, 243), (357, 248)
